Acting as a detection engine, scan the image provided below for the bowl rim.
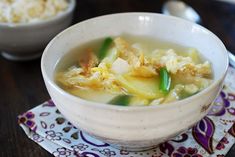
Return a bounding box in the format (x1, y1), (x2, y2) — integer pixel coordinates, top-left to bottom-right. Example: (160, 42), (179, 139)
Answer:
(0, 0), (76, 28)
(41, 12), (229, 111)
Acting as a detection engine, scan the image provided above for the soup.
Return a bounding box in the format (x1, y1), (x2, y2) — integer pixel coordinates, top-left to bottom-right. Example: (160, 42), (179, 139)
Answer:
(55, 35), (213, 106)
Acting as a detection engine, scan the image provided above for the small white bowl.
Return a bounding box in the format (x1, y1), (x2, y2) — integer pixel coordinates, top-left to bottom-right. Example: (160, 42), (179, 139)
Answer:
(0, 0), (76, 61)
(41, 13), (228, 151)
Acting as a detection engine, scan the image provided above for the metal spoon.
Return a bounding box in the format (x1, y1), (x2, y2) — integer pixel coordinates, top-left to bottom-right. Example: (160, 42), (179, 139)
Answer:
(162, 0), (235, 67)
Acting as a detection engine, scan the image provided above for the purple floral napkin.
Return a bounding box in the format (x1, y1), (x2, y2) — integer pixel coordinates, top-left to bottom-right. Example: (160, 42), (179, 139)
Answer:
(18, 67), (235, 157)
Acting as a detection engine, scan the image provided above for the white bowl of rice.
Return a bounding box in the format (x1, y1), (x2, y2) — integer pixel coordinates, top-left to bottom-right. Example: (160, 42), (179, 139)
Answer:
(0, 0), (76, 61)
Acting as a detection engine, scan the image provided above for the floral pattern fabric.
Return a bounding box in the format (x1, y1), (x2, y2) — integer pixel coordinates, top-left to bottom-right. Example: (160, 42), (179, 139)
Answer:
(18, 67), (235, 157)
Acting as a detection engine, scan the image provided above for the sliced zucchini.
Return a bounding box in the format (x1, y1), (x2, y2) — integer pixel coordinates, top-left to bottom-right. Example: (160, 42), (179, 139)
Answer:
(116, 75), (164, 99)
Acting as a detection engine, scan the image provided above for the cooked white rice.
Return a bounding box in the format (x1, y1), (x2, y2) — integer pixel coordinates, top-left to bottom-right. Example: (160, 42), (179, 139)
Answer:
(0, 0), (69, 23)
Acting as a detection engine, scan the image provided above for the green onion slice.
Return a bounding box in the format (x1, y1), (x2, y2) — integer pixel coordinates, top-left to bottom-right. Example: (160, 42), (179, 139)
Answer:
(98, 37), (113, 61)
(159, 67), (171, 93)
(108, 95), (131, 106)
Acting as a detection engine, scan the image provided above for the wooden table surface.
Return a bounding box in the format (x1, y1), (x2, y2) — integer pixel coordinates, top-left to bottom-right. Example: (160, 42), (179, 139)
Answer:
(0, 0), (234, 156)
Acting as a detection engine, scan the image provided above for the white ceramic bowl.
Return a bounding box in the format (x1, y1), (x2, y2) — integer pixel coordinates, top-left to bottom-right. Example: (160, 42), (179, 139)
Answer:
(41, 13), (228, 151)
(0, 0), (76, 61)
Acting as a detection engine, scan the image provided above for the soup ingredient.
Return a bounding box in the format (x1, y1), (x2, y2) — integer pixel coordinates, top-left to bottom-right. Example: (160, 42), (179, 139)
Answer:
(109, 95), (150, 106)
(78, 49), (98, 75)
(129, 97), (149, 106)
(103, 48), (118, 64)
(98, 37), (113, 61)
(109, 95), (132, 106)
(159, 67), (171, 93)
(164, 84), (185, 103)
(0, 0), (69, 23)
(159, 49), (211, 77)
(116, 75), (163, 99)
(171, 74), (211, 90)
(55, 36), (213, 106)
(188, 48), (200, 64)
(111, 58), (130, 74)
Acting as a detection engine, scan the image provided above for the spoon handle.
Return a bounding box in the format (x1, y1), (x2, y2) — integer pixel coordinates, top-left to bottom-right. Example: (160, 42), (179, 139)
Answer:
(228, 51), (235, 67)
